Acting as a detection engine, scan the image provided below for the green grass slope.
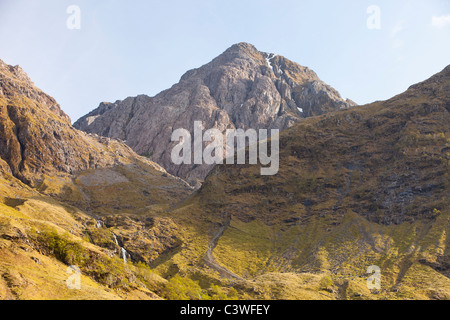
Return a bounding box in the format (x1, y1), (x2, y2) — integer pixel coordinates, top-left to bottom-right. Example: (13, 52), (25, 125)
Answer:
(161, 65), (450, 300)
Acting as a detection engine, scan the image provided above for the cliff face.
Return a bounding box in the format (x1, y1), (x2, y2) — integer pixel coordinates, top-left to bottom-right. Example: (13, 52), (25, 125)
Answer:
(0, 58), (117, 185)
(74, 43), (355, 185)
(0, 58), (192, 203)
(0, 60), (71, 123)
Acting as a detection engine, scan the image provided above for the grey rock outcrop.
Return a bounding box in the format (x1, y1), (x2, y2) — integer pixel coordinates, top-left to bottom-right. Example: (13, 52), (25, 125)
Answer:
(0, 59), (71, 123)
(74, 43), (356, 185)
(0, 58), (191, 200)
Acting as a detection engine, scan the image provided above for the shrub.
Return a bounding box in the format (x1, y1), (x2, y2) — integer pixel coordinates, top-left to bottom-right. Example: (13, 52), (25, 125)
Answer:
(161, 275), (210, 300)
(36, 229), (87, 266)
(209, 284), (239, 300)
(319, 275), (334, 292)
(133, 262), (161, 292)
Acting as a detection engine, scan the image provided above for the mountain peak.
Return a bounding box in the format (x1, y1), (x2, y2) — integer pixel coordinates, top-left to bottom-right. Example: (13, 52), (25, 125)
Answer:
(75, 44), (355, 184)
(201, 42), (267, 68)
(224, 42), (262, 56)
(0, 59), (32, 84)
(228, 42), (258, 51)
(0, 58), (71, 123)
(225, 42), (279, 57)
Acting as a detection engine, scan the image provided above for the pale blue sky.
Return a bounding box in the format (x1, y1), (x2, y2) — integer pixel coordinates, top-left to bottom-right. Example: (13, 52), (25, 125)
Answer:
(0, 0), (449, 122)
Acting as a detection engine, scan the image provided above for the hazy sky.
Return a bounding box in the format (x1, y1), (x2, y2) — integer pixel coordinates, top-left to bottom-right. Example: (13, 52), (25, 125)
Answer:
(1, 0), (449, 122)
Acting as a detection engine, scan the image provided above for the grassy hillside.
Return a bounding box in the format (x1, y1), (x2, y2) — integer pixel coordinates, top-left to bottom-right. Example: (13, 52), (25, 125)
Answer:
(151, 65), (450, 300)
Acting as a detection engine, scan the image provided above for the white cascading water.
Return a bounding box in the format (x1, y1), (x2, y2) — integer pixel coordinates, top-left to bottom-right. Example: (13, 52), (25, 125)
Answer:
(121, 247), (128, 264)
(97, 221), (129, 264)
(112, 233), (119, 246)
(112, 233), (129, 264)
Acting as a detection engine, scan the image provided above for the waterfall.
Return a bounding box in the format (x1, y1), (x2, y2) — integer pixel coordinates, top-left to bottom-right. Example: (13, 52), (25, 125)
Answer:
(112, 233), (129, 264)
(121, 247), (129, 264)
(96, 220), (103, 228)
(112, 233), (119, 247)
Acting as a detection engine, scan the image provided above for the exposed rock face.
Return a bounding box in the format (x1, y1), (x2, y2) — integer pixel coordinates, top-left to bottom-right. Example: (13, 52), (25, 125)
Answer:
(0, 60), (130, 185)
(0, 60), (71, 123)
(0, 58), (192, 204)
(74, 43), (355, 185)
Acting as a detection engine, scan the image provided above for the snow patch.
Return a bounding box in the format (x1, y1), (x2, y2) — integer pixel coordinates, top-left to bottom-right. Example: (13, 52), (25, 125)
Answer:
(266, 53), (276, 74)
(86, 115), (100, 126)
(297, 107), (303, 113)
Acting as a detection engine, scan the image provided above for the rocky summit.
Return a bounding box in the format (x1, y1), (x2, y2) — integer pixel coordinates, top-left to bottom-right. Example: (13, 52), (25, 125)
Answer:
(74, 43), (355, 186)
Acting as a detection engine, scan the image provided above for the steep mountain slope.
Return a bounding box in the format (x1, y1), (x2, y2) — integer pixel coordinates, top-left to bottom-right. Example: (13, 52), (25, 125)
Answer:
(0, 58), (191, 207)
(74, 43), (355, 185)
(0, 59), (193, 299)
(157, 65), (450, 300)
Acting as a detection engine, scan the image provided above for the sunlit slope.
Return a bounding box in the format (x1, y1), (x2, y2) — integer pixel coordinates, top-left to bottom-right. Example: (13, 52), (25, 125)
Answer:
(163, 65), (450, 299)
(0, 58), (192, 300)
